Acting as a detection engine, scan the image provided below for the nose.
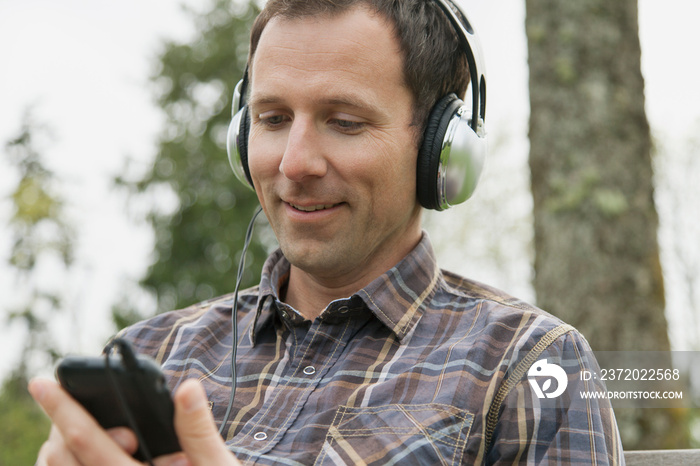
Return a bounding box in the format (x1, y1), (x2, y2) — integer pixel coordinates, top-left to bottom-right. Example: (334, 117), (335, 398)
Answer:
(279, 117), (328, 182)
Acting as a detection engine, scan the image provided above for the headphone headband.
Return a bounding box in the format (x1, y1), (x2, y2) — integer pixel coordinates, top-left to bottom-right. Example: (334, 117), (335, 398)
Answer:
(432, 0), (486, 131)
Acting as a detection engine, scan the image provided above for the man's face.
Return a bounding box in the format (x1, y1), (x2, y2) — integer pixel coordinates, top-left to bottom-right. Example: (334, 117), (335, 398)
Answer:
(247, 6), (423, 286)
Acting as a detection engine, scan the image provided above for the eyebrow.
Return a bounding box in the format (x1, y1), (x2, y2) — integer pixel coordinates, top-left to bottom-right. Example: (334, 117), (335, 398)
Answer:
(249, 92), (385, 117)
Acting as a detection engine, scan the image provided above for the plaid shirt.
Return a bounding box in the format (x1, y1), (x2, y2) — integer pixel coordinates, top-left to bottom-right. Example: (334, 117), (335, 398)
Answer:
(119, 233), (624, 465)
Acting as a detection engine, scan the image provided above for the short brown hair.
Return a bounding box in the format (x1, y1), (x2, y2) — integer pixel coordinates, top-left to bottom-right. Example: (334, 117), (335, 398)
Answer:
(247, 0), (470, 144)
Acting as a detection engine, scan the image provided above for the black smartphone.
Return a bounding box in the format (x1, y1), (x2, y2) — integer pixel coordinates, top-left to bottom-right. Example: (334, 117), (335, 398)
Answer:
(56, 346), (181, 460)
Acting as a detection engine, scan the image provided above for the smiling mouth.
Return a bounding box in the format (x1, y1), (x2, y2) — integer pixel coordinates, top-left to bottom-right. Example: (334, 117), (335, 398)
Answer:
(289, 203), (340, 212)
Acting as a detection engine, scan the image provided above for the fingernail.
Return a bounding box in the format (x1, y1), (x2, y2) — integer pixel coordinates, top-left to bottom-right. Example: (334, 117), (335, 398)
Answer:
(109, 429), (132, 450)
(181, 381), (207, 413)
(170, 455), (192, 466)
(28, 378), (46, 402)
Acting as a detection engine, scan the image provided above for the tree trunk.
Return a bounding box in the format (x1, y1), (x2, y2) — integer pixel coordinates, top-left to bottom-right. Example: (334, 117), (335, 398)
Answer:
(525, 0), (687, 449)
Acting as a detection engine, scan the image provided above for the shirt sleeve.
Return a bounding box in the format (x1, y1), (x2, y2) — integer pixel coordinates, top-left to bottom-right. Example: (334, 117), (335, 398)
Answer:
(485, 329), (625, 465)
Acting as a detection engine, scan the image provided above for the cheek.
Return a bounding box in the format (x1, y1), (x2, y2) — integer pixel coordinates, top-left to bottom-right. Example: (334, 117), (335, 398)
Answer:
(247, 130), (282, 184)
(363, 135), (418, 195)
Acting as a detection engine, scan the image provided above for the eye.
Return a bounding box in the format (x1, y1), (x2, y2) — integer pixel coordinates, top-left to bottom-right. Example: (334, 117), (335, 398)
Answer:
(258, 113), (289, 128)
(330, 118), (365, 134)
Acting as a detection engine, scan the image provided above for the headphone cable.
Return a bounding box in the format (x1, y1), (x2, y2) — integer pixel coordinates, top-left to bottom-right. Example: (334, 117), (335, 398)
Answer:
(218, 205), (264, 438)
(101, 206), (263, 461)
(104, 338), (156, 466)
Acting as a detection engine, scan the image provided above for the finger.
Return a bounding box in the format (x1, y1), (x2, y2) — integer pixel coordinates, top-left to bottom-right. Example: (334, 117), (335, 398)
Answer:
(107, 427), (139, 456)
(35, 426), (81, 466)
(29, 378), (139, 466)
(172, 379), (241, 466)
(152, 451), (192, 466)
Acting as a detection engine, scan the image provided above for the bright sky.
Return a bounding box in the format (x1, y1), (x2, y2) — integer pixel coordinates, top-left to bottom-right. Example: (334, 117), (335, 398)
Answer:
(1, 0), (699, 380)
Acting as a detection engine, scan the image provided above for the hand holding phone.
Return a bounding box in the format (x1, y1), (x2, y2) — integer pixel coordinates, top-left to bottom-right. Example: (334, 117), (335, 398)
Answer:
(55, 338), (181, 462)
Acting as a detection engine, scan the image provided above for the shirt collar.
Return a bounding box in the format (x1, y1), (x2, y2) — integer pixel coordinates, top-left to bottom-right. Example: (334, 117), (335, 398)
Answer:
(251, 232), (441, 343)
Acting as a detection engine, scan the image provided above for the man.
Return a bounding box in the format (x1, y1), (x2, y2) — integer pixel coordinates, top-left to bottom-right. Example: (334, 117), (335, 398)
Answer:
(31, 0), (624, 464)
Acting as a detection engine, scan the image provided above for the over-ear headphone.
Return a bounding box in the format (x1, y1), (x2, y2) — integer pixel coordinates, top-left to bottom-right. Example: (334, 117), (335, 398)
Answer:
(227, 0), (487, 211)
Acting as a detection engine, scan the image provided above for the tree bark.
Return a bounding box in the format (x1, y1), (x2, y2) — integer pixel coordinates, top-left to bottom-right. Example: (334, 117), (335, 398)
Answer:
(525, 0), (687, 449)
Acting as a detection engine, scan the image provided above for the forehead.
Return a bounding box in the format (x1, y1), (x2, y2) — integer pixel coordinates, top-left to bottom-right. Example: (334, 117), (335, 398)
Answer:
(249, 7), (407, 103)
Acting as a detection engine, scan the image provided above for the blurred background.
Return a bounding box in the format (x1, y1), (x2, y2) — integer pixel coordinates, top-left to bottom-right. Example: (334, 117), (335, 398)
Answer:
(1, 0), (698, 462)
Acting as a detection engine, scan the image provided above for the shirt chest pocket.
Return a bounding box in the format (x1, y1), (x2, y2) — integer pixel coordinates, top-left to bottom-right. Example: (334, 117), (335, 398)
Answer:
(314, 403), (473, 466)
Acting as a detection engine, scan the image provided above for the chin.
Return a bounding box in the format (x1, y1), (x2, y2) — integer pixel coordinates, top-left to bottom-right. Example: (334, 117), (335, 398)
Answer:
(283, 241), (346, 275)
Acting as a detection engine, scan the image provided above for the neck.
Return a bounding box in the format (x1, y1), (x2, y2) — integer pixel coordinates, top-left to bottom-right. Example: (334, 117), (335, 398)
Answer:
(283, 232), (423, 320)
(283, 267), (363, 320)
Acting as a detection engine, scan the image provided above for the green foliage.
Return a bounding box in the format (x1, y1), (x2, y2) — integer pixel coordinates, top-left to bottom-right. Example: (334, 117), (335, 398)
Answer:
(0, 373), (51, 465)
(115, 0), (267, 320)
(6, 116), (73, 274)
(1, 113), (69, 464)
(3, 112), (73, 376)
(111, 296), (150, 330)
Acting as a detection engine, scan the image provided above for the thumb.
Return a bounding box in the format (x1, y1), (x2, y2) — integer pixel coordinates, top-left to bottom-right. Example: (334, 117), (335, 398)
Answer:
(172, 379), (241, 466)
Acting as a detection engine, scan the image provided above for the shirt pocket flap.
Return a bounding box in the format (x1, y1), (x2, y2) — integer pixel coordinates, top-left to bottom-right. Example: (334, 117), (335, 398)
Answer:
(315, 403), (473, 466)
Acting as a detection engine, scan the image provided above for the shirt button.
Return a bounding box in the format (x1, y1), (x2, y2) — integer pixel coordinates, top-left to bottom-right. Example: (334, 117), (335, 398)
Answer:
(303, 365), (316, 375)
(254, 431), (268, 441)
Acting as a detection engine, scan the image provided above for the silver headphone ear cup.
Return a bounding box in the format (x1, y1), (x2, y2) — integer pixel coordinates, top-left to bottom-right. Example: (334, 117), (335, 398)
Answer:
(418, 94), (486, 210)
(227, 107), (254, 188)
(417, 94), (463, 210)
(437, 107), (487, 209)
